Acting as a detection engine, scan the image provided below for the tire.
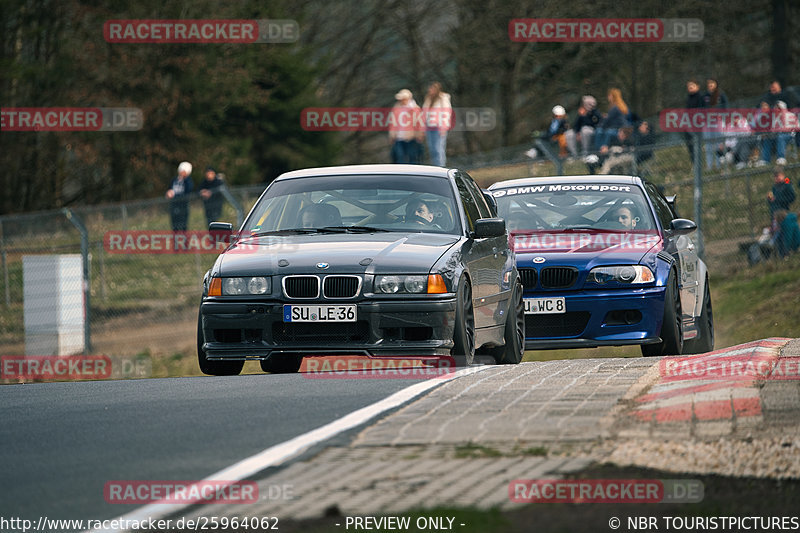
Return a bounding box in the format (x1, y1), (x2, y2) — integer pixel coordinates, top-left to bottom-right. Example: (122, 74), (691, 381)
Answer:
(260, 355), (303, 374)
(486, 280), (525, 364)
(197, 318), (244, 376)
(641, 270), (684, 357)
(452, 277), (475, 366)
(683, 277), (714, 354)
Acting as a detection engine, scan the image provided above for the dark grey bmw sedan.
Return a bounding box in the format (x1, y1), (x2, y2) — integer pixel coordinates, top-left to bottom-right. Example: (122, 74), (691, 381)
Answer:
(197, 164), (524, 375)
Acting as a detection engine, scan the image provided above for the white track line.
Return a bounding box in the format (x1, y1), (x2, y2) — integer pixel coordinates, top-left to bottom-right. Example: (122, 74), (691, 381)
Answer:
(88, 365), (491, 532)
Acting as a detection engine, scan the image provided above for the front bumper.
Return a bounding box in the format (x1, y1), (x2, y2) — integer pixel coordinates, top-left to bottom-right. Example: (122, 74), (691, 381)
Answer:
(199, 297), (458, 359)
(523, 286), (666, 350)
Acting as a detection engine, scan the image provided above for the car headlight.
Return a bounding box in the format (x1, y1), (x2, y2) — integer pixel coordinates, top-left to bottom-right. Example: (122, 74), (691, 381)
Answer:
(213, 276), (271, 295)
(587, 265), (654, 285)
(374, 274), (448, 294)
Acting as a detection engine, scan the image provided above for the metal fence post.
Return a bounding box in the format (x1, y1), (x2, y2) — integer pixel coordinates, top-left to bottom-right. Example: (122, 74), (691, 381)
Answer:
(97, 241), (107, 302)
(63, 208), (91, 354)
(220, 185), (245, 228)
(535, 139), (564, 175)
(0, 219), (8, 307)
(692, 135), (705, 259)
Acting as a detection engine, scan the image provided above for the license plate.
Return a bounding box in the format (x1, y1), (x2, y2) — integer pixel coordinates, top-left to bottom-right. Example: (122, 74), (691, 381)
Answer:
(283, 304), (357, 322)
(524, 297), (566, 314)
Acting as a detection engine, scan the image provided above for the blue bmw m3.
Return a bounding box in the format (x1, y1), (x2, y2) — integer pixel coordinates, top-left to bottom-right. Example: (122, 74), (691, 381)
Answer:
(488, 175), (713, 356)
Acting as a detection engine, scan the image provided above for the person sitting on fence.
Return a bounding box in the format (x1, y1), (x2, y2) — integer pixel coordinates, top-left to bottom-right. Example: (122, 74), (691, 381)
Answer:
(565, 96), (601, 158)
(598, 121), (655, 176)
(541, 105), (569, 158)
(594, 88), (630, 152)
(773, 209), (800, 258)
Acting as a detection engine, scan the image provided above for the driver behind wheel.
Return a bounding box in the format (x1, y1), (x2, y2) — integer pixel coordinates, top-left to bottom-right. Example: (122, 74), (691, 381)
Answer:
(610, 206), (638, 229)
(405, 199), (436, 226)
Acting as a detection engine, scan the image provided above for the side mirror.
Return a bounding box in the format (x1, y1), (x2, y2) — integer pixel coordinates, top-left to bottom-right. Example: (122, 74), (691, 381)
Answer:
(474, 217), (506, 239)
(669, 218), (697, 235)
(209, 222), (233, 232)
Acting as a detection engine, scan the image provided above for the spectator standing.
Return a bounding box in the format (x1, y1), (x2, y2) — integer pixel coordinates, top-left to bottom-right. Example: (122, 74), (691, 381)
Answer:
(683, 79), (705, 165)
(565, 95), (601, 157)
(422, 82), (452, 167)
(390, 89), (423, 164)
(759, 101), (793, 166)
(767, 166), (796, 217)
(702, 79), (728, 170)
(542, 105), (569, 157)
(199, 166), (225, 227)
(594, 88), (629, 151)
(762, 80), (796, 108)
(166, 161), (193, 231)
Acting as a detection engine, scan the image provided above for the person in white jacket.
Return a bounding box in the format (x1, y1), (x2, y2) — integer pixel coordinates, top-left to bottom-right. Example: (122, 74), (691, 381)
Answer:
(422, 82), (452, 166)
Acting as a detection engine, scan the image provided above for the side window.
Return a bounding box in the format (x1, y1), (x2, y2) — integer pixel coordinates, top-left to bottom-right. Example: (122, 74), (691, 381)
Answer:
(460, 172), (492, 219)
(455, 175), (481, 231)
(645, 183), (674, 229)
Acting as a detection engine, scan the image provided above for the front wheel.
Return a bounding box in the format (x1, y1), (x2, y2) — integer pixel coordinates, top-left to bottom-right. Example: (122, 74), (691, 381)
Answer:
(452, 277), (475, 366)
(197, 318), (244, 376)
(486, 280), (525, 364)
(641, 271), (683, 357)
(683, 277), (714, 354)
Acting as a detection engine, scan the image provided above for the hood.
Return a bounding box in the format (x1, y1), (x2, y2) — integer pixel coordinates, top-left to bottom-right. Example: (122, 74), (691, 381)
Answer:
(511, 230), (662, 267)
(215, 232), (459, 276)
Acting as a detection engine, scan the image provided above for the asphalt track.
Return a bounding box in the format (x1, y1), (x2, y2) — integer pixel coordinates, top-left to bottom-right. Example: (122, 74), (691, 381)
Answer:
(0, 374), (432, 522)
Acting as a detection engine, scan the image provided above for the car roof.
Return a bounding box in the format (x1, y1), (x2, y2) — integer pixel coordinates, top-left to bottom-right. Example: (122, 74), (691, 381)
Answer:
(489, 175), (644, 189)
(275, 164), (453, 181)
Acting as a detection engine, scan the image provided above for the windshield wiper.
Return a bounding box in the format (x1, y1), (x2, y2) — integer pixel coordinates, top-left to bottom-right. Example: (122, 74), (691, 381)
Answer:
(245, 228), (322, 237)
(319, 226), (392, 233)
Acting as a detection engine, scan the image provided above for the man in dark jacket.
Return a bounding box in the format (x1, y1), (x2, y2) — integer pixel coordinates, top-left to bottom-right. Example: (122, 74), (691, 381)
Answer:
(166, 161), (193, 231)
(767, 166), (796, 217)
(684, 79), (705, 165)
(566, 96), (602, 157)
(198, 166), (225, 227)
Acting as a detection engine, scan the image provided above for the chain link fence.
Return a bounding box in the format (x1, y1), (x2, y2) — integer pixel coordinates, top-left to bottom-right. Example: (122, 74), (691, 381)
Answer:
(1, 134), (798, 359)
(0, 185), (265, 360)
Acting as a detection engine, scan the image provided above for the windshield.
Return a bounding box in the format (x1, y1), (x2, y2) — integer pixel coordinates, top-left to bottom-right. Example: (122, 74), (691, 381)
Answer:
(242, 174), (461, 235)
(492, 183), (656, 232)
